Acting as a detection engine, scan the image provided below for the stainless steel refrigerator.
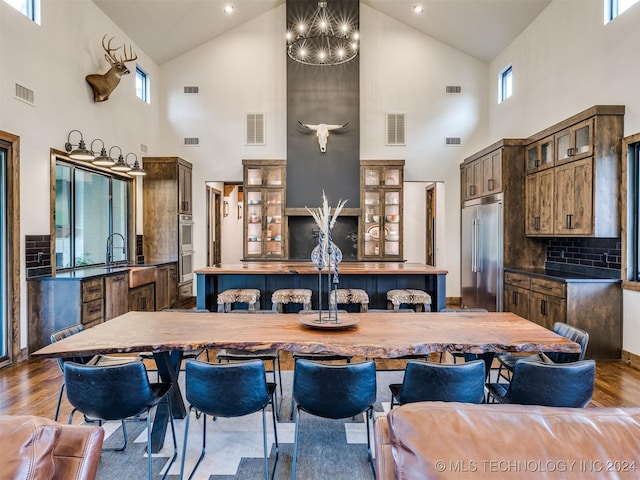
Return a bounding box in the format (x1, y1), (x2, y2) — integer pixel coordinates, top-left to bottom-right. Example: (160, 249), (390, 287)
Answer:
(461, 194), (504, 311)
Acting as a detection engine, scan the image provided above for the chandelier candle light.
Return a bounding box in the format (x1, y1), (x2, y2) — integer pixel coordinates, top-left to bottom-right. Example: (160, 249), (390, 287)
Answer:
(306, 191), (347, 323)
(287, 1), (359, 66)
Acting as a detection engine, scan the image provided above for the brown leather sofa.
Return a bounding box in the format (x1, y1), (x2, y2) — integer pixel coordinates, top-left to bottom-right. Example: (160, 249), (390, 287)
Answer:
(0, 415), (104, 480)
(374, 402), (640, 479)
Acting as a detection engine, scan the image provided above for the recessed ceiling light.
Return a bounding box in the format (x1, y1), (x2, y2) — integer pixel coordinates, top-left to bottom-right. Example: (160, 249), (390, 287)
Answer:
(413, 4), (424, 14)
(223, 5), (234, 14)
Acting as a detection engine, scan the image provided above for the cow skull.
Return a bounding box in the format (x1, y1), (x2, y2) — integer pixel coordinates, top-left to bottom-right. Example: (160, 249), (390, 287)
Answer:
(298, 121), (349, 153)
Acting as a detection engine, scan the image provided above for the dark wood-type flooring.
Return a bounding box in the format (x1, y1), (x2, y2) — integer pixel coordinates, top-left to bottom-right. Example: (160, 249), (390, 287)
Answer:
(2, 351), (640, 424)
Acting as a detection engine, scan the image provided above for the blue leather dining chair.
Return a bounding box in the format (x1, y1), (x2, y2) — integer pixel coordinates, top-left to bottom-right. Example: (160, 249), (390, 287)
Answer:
(180, 359), (279, 480)
(64, 361), (178, 480)
(291, 359), (377, 479)
(495, 321), (589, 382)
(486, 359), (596, 407)
(389, 359), (486, 408)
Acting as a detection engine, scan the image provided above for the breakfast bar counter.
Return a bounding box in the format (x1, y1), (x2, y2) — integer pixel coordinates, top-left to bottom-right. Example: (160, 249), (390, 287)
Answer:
(195, 261), (448, 312)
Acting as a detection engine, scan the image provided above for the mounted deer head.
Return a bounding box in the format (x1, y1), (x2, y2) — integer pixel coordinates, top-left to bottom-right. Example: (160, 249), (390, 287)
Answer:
(85, 35), (138, 102)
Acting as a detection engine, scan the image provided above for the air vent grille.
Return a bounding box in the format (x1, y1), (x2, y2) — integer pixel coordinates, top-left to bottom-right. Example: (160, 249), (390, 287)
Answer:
(445, 137), (462, 146)
(445, 85), (462, 94)
(14, 83), (35, 105)
(386, 113), (406, 146)
(184, 86), (199, 94)
(183, 137), (200, 146)
(246, 113), (265, 145)
(140, 144), (148, 154)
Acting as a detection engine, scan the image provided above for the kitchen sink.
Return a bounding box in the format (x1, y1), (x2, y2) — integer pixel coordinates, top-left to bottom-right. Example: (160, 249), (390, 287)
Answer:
(127, 265), (157, 288)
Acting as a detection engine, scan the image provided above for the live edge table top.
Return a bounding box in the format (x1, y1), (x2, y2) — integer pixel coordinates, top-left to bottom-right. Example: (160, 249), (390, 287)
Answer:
(32, 310), (579, 360)
(194, 261), (449, 275)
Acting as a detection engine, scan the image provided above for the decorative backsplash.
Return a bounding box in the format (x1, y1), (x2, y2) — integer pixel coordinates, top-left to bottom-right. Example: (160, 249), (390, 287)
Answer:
(25, 234), (51, 277)
(546, 237), (621, 274)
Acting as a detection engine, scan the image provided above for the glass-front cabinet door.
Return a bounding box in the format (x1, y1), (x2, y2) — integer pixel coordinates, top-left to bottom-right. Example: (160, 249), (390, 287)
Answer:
(243, 160), (286, 259)
(525, 135), (554, 173)
(555, 118), (593, 165)
(360, 160), (404, 260)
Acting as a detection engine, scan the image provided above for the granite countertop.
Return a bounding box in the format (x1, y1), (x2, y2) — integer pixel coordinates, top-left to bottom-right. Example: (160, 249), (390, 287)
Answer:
(505, 266), (621, 283)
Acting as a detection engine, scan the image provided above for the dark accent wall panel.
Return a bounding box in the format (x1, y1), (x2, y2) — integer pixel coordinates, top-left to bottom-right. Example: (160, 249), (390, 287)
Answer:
(286, 0), (360, 209)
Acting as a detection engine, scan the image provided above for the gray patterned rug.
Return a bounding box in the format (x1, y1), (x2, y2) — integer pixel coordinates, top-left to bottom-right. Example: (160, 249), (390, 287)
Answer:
(95, 370), (404, 479)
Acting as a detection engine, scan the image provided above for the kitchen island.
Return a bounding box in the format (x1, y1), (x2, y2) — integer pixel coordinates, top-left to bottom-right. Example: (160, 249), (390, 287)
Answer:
(195, 262), (448, 312)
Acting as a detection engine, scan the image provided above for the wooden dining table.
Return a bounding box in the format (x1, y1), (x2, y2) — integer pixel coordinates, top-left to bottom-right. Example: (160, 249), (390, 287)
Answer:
(32, 310), (580, 452)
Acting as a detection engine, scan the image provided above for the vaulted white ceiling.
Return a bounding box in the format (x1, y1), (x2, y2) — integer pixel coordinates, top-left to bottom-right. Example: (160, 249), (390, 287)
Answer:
(92, 0), (551, 65)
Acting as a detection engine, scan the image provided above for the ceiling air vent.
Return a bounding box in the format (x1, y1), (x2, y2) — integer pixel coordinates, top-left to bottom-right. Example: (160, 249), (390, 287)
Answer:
(444, 137), (462, 146)
(246, 113), (265, 145)
(183, 137), (200, 147)
(386, 113), (406, 146)
(184, 86), (199, 94)
(14, 83), (35, 106)
(445, 85), (462, 94)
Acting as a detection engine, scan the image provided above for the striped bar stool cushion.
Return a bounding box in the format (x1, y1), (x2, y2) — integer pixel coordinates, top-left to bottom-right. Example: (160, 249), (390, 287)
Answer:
(271, 289), (312, 312)
(329, 288), (369, 312)
(217, 289), (260, 313)
(387, 289), (432, 312)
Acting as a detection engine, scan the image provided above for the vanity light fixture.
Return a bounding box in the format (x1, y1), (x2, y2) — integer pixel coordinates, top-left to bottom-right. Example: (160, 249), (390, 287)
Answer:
(127, 153), (146, 176)
(64, 129), (95, 161)
(90, 139), (115, 167)
(109, 146), (130, 172)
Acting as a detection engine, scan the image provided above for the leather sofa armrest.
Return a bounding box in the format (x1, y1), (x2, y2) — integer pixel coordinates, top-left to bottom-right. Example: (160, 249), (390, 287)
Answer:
(374, 415), (395, 480)
(53, 424), (105, 480)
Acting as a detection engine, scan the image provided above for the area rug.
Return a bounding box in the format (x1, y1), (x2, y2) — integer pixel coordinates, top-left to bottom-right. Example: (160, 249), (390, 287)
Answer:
(95, 370), (404, 480)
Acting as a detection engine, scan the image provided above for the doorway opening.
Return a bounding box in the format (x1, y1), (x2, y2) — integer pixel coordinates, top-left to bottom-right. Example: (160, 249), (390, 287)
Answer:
(206, 185), (222, 266)
(425, 184), (436, 266)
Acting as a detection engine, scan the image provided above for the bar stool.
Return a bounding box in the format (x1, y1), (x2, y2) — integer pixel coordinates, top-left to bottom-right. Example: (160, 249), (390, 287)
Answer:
(217, 288), (260, 312)
(386, 289), (432, 312)
(329, 288), (369, 312)
(271, 288), (312, 312)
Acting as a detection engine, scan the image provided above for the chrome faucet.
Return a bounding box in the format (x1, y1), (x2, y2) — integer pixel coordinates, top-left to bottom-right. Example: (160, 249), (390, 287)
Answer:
(105, 233), (127, 266)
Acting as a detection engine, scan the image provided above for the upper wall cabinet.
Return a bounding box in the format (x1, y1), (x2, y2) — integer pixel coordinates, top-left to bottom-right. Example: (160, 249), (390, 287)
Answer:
(462, 150), (502, 200)
(524, 106), (624, 238)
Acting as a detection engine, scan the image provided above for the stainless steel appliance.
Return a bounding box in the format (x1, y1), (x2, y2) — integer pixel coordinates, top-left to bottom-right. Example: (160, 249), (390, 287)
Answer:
(178, 214), (193, 252)
(461, 194), (503, 311)
(179, 250), (193, 284)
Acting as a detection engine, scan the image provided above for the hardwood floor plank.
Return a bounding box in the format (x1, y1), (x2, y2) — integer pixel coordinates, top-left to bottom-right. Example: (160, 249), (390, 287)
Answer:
(2, 357), (639, 422)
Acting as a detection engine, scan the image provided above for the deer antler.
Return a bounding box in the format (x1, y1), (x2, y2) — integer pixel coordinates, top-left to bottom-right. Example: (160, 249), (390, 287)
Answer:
(101, 34), (137, 64)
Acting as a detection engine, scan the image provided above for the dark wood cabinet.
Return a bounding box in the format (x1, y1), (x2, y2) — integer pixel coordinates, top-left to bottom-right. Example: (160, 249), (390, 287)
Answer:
(155, 263), (177, 310)
(128, 283), (155, 312)
(360, 160), (404, 260)
(524, 106), (624, 238)
(504, 269), (621, 360)
(142, 157), (190, 304)
(242, 159), (287, 260)
(104, 272), (129, 320)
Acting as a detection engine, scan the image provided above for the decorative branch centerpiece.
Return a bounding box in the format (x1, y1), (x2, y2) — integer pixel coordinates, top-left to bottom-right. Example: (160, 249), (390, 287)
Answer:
(306, 191), (347, 323)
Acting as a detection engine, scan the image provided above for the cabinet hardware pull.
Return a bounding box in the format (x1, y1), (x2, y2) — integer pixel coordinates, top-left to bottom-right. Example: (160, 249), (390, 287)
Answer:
(89, 306), (101, 313)
(541, 299), (547, 315)
(535, 159), (540, 167)
(534, 216), (540, 231)
(469, 185), (475, 196)
(512, 291), (518, 306)
(487, 178), (494, 191)
(566, 214), (573, 229)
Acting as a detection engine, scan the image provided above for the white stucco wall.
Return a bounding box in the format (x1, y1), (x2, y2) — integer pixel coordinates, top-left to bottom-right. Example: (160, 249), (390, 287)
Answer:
(488, 0), (640, 355)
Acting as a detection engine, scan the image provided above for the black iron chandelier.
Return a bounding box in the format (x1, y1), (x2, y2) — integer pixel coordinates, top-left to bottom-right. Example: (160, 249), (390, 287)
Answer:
(286, 1), (359, 66)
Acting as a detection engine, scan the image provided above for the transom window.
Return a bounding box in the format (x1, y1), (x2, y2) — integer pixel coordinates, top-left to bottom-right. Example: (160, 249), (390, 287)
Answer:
(55, 159), (131, 269)
(136, 66), (150, 104)
(499, 65), (513, 103)
(605, 0), (639, 23)
(3, 0), (40, 24)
